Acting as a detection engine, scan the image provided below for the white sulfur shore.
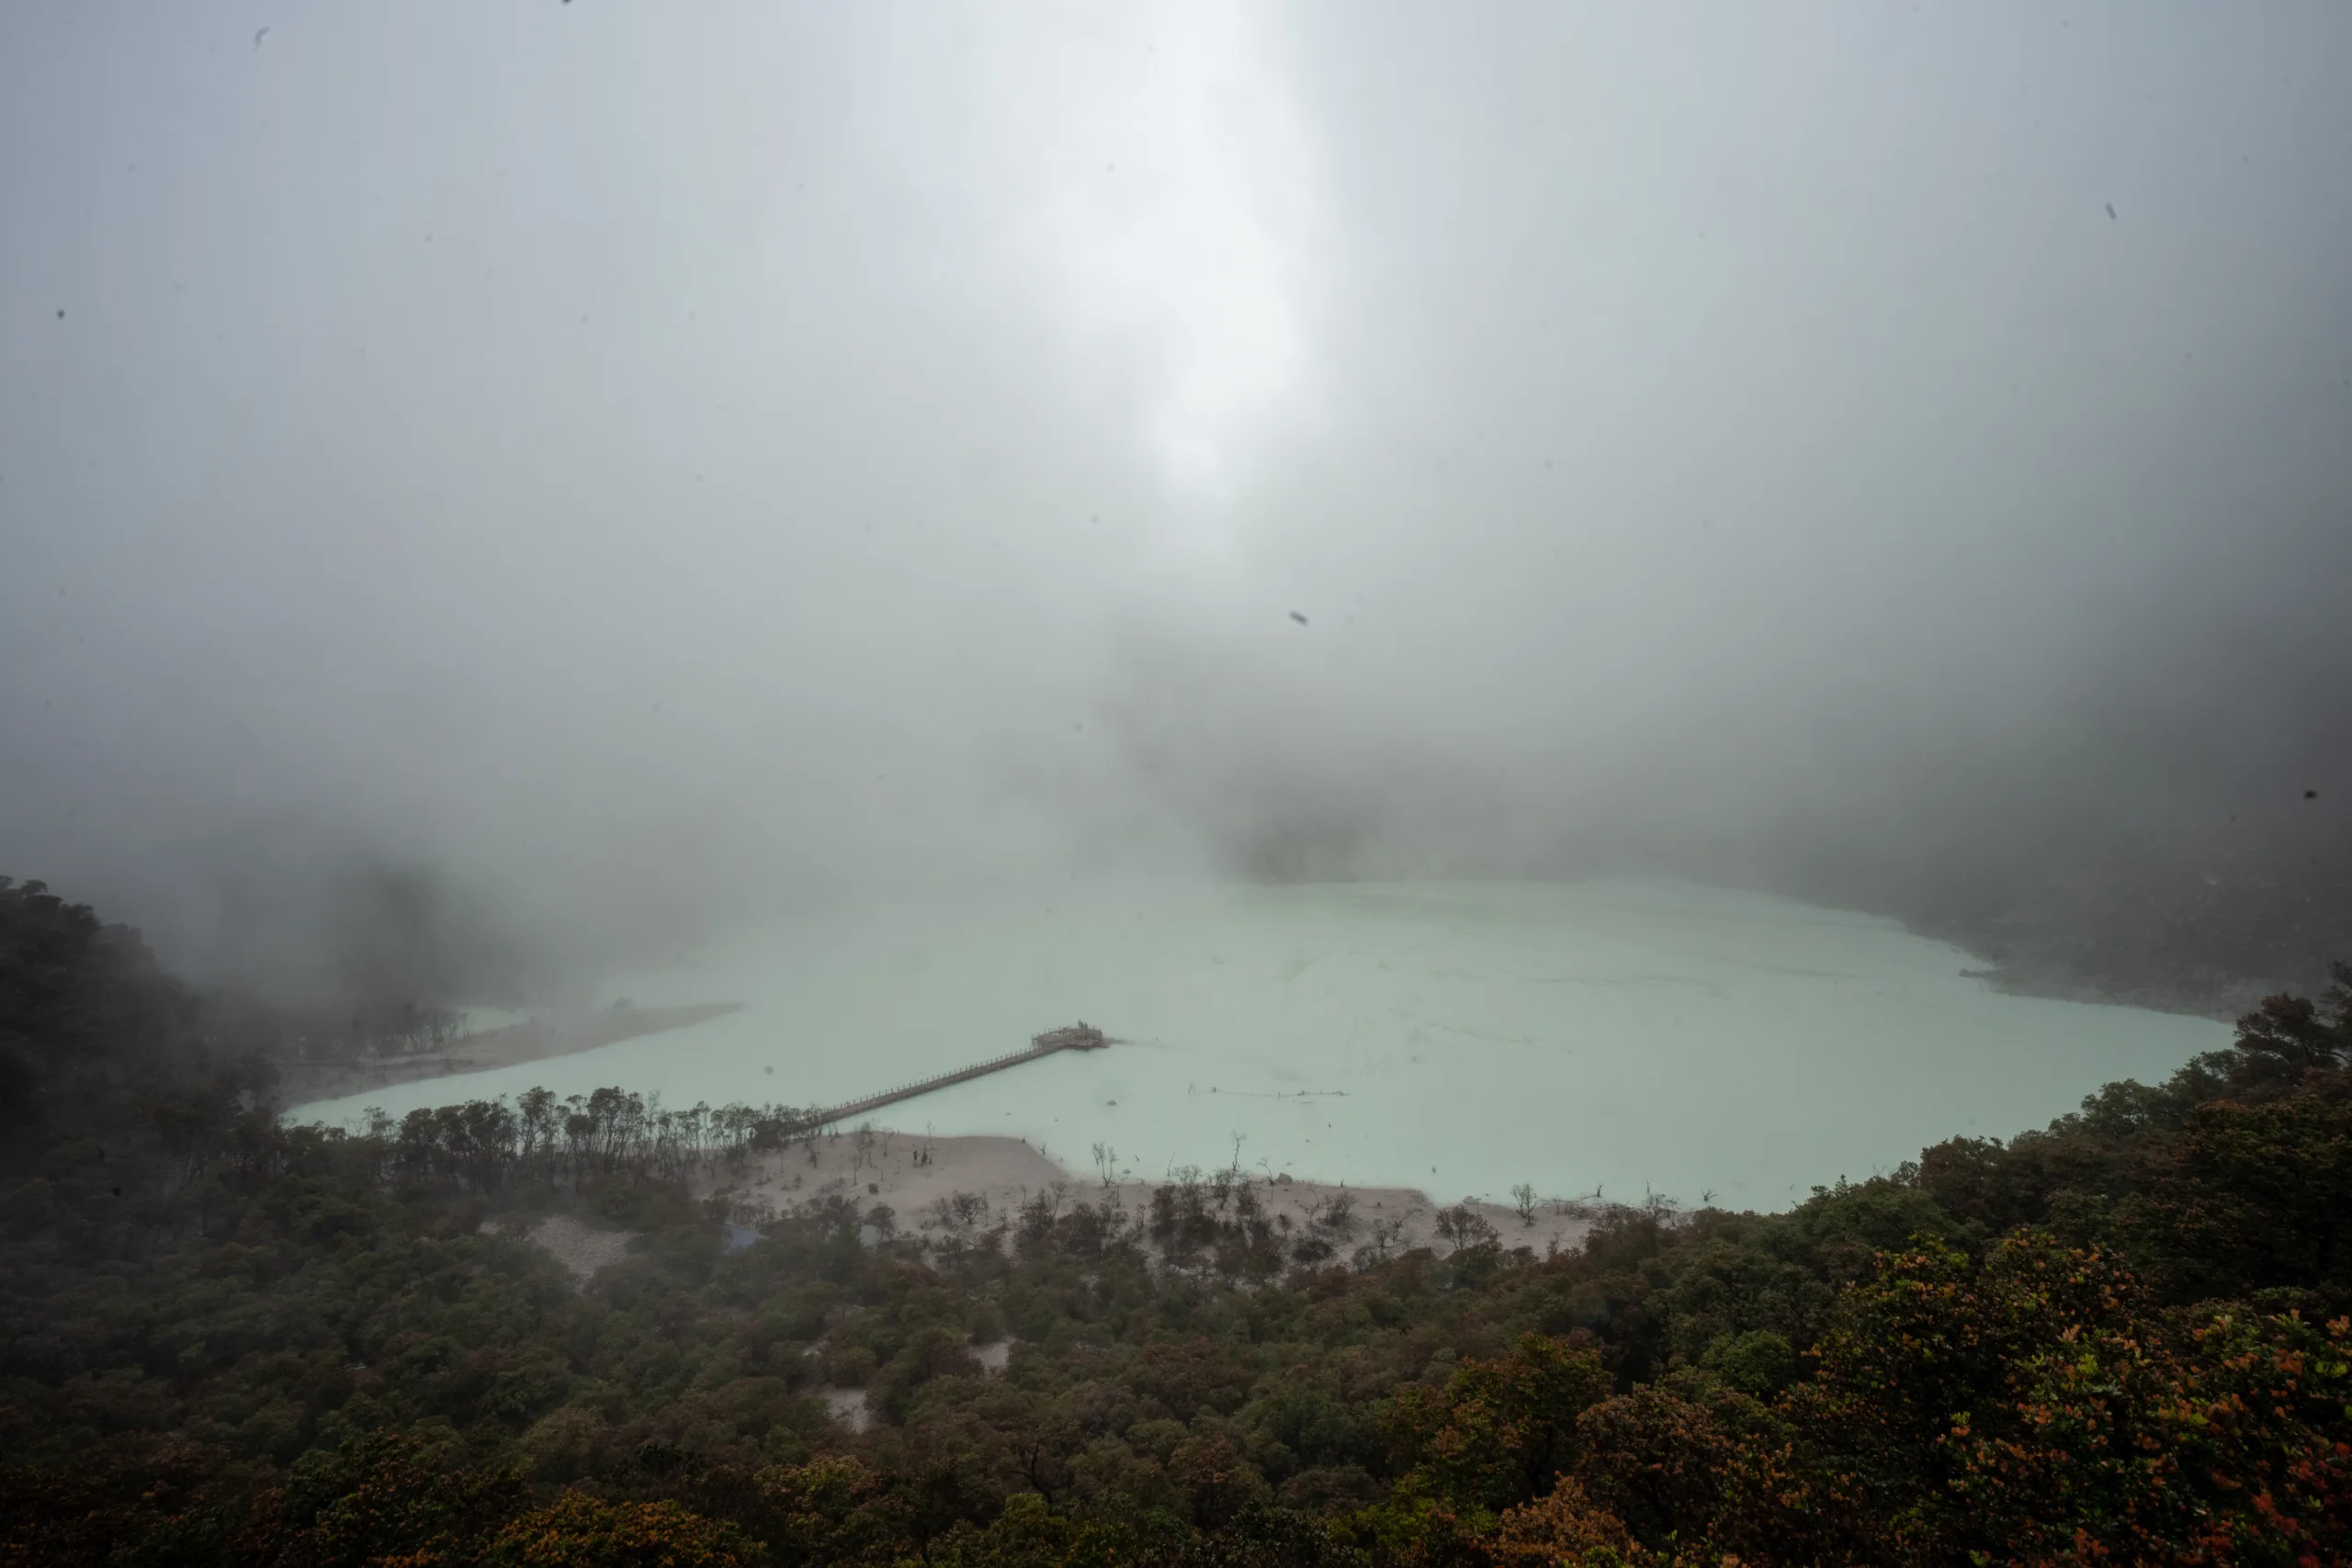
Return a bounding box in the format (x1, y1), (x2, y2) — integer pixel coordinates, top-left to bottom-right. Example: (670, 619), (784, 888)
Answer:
(508, 1131), (1592, 1295)
(718, 1128), (1596, 1263)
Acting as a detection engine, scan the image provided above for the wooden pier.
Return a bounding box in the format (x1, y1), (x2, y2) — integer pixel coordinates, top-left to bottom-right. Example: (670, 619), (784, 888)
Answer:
(786, 1023), (1108, 1134)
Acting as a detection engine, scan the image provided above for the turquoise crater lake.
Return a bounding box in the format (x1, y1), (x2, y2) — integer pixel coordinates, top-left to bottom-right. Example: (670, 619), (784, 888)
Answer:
(291, 879), (2225, 1211)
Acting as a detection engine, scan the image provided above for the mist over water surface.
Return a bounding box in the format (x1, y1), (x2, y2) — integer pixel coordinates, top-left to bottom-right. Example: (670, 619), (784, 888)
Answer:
(6, 3), (2350, 1018)
(5, 3), (2343, 1193)
(294, 879), (2224, 1210)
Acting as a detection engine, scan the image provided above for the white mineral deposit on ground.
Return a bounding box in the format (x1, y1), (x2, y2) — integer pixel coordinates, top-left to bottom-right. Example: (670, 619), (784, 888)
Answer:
(712, 1131), (1593, 1266)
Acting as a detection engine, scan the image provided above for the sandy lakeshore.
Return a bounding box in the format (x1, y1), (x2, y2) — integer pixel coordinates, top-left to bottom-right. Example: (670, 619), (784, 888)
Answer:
(709, 1125), (1597, 1264)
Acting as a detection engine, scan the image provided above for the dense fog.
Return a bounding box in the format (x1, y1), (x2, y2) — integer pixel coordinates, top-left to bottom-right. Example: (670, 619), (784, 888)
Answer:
(3, 1), (2346, 1009)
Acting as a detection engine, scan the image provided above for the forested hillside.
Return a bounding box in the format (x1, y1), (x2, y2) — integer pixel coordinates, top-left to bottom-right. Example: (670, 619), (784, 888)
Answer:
(3, 874), (2348, 1565)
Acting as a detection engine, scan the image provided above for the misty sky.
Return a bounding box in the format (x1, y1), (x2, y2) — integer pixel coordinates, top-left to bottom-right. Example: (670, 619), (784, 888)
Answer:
(4, 2), (2348, 999)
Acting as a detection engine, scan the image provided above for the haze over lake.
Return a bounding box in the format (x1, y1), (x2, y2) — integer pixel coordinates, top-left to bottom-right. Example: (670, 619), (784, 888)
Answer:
(294, 879), (2224, 1210)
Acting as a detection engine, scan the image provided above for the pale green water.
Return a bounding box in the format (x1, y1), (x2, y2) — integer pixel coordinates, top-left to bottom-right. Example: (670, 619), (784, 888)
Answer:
(290, 879), (2224, 1211)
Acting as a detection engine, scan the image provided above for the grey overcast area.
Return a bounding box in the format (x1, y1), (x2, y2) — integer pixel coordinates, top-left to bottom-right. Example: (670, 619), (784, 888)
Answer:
(3, 1), (2346, 1015)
